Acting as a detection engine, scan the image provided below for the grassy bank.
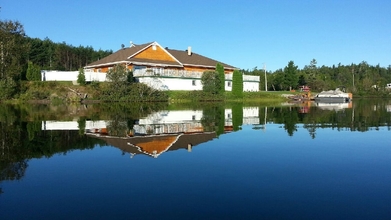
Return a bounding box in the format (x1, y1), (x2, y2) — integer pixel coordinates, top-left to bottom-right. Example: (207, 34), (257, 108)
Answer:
(5, 81), (299, 104)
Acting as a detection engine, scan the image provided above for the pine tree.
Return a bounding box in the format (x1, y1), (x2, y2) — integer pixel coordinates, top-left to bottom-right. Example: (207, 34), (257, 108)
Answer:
(232, 70), (243, 98)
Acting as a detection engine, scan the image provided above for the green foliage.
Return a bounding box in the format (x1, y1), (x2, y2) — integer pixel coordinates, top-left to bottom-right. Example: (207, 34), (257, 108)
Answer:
(0, 20), (28, 81)
(232, 70), (243, 98)
(0, 78), (17, 99)
(77, 68), (86, 85)
(201, 104), (225, 136)
(216, 63), (225, 94)
(99, 65), (167, 102)
(232, 103), (243, 131)
(201, 71), (222, 95)
(127, 71), (134, 83)
(26, 37), (112, 71)
(284, 61), (299, 90)
(26, 61), (41, 81)
(77, 117), (86, 135)
(102, 64), (130, 100)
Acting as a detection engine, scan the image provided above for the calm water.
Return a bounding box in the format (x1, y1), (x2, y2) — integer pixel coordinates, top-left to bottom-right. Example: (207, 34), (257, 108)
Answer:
(0, 100), (390, 219)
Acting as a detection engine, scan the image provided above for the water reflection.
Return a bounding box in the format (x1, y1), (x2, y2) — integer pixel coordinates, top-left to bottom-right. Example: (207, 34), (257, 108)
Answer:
(1, 101), (391, 219)
(314, 101), (352, 111)
(1, 101), (391, 181)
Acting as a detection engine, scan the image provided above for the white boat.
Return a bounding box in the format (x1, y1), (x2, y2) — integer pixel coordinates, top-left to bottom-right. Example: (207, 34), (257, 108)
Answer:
(314, 88), (352, 103)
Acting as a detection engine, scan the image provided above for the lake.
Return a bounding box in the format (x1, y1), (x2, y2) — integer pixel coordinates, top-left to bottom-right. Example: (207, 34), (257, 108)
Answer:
(0, 99), (390, 219)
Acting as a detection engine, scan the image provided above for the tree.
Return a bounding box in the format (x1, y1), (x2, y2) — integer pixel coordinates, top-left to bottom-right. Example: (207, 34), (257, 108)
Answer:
(77, 68), (86, 85)
(216, 63), (225, 94)
(0, 19), (28, 80)
(104, 64), (130, 100)
(232, 70), (243, 98)
(26, 61), (41, 81)
(201, 71), (220, 94)
(0, 19), (28, 99)
(284, 61), (299, 90)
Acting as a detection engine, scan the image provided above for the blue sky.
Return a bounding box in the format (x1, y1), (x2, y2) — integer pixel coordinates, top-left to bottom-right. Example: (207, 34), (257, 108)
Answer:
(1, 0), (390, 71)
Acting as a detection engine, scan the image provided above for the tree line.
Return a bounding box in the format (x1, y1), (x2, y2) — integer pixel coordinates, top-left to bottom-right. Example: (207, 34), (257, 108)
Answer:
(0, 19), (112, 99)
(243, 59), (391, 93)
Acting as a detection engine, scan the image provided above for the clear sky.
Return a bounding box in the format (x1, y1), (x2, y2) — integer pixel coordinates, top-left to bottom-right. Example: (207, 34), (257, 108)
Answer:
(1, 0), (390, 71)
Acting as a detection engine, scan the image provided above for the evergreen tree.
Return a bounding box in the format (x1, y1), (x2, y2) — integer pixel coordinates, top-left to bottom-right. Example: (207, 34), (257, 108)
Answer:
(232, 70), (243, 98)
(77, 68), (86, 85)
(216, 63), (225, 94)
(201, 71), (220, 94)
(26, 61), (41, 81)
(284, 61), (299, 90)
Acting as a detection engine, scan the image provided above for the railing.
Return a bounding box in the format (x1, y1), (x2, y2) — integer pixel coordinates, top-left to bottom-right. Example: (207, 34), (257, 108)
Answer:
(133, 68), (203, 78)
(133, 68), (260, 82)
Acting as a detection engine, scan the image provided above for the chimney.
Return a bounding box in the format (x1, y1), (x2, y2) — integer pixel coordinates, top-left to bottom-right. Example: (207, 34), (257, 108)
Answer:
(187, 46), (192, 56)
(130, 41), (134, 47)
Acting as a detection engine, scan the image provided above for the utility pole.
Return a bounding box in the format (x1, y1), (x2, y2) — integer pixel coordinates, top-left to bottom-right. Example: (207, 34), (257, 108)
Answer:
(263, 63), (267, 91)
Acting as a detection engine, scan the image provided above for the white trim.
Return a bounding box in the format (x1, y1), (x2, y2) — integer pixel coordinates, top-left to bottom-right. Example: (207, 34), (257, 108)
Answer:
(182, 63), (237, 70)
(129, 61), (183, 68)
(84, 61), (128, 68)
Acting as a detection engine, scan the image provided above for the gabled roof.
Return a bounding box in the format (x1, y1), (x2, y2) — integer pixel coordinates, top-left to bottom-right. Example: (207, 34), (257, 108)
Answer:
(85, 41), (237, 70)
(167, 48), (236, 70)
(85, 42), (153, 67)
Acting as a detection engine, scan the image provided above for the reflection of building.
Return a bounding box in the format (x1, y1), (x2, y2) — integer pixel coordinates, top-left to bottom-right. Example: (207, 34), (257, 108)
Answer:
(42, 108), (260, 134)
(135, 108), (259, 135)
(88, 132), (216, 158)
(42, 120), (107, 130)
(42, 107), (259, 158)
(134, 110), (204, 135)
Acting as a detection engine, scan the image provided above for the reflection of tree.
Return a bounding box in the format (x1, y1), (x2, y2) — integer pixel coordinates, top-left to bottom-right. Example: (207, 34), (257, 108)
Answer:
(269, 107), (299, 136)
(201, 104), (225, 136)
(263, 99), (391, 137)
(283, 107), (298, 136)
(0, 160), (28, 181)
(99, 103), (166, 137)
(303, 123), (317, 139)
(232, 103), (243, 131)
(0, 104), (107, 186)
(107, 118), (128, 137)
(77, 117), (86, 136)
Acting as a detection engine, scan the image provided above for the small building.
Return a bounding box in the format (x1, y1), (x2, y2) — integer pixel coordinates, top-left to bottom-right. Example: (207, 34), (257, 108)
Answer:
(84, 41), (259, 91)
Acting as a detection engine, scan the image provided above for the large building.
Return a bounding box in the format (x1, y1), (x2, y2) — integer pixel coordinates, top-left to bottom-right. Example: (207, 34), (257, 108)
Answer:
(84, 41), (260, 91)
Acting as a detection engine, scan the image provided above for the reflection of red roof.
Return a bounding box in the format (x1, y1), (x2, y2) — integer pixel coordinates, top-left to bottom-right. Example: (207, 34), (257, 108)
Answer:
(87, 132), (216, 158)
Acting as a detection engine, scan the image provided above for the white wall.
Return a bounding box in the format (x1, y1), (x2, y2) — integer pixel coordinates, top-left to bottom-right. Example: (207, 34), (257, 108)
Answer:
(138, 77), (203, 91)
(40, 71), (260, 92)
(42, 120), (107, 130)
(41, 70), (106, 82)
(244, 81), (259, 92)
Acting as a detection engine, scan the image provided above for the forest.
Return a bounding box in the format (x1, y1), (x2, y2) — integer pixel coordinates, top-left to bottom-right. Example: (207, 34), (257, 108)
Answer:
(0, 19), (112, 99)
(243, 59), (391, 94)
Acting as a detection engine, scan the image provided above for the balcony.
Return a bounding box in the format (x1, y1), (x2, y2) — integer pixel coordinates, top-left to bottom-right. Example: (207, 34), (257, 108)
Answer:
(133, 68), (260, 82)
(133, 68), (203, 78)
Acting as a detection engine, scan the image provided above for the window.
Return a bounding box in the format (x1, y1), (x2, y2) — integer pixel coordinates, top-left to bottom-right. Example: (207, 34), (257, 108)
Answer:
(228, 81), (232, 87)
(192, 80), (196, 86)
